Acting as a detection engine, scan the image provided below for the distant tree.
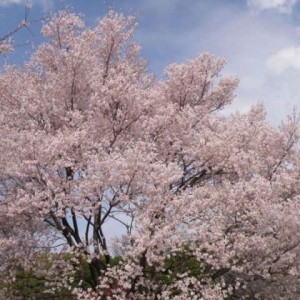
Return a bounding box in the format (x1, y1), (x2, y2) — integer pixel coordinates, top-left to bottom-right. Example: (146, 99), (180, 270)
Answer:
(0, 9), (300, 300)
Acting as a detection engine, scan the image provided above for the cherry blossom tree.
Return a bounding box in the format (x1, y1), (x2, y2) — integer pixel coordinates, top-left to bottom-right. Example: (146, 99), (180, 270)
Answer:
(0, 3), (47, 56)
(0, 9), (300, 299)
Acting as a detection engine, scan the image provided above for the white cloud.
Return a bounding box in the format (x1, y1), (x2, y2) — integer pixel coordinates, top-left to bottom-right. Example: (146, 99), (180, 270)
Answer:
(132, 0), (300, 124)
(0, 0), (53, 11)
(247, 0), (297, 13)
(266, 46), (300, 74)
(0, 0), (23, 5)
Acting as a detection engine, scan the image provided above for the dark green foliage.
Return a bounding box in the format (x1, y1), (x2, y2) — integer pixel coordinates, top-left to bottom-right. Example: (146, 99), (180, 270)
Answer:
(0, 248), (239, 299)
(0, 253), (125, 299)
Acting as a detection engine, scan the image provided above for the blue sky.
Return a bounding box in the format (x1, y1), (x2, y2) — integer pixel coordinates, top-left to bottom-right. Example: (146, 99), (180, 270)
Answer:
(1, 0), (300, 124)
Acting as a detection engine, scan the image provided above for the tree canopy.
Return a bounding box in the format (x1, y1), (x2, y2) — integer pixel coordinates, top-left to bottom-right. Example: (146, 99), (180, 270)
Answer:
(0, 9), (299, 299)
